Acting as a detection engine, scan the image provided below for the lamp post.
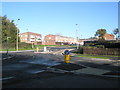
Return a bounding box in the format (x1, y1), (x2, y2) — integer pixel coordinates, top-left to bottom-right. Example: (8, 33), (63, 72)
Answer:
(76, 24), (79, 49)
(6, 37), (11, 56)
(16, 19), (20, 51)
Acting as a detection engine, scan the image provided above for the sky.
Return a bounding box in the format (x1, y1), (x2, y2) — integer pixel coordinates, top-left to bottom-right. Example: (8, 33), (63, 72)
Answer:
(2, 2), (118, 39)
(1, 0), (120, 2)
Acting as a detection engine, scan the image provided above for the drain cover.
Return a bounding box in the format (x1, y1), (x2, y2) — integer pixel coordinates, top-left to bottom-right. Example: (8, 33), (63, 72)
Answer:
(51, 63), (86, 71)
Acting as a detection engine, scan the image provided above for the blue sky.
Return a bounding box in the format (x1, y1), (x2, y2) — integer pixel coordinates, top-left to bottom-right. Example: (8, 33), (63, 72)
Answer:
(2, 2), (118, 39)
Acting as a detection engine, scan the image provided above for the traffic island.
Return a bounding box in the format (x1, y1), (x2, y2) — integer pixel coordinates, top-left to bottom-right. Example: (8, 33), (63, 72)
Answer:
(46, 63), (120, 79)
(51, 63), (86, 71)
(46, 63), (87, 74)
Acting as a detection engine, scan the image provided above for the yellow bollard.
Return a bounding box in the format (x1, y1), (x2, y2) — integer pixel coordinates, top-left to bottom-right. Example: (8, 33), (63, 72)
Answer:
(64, 55), (70, 63)
(36, 47), (39, 52)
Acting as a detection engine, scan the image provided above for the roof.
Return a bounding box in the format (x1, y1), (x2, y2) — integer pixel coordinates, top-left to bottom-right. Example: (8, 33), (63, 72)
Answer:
(20, 32), (42, 36)
(103, 33), (114, 37)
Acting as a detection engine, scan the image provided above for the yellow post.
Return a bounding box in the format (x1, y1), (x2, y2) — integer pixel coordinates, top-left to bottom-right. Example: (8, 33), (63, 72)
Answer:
(36, 47), (39, 52)
(64, 55), (70, 63)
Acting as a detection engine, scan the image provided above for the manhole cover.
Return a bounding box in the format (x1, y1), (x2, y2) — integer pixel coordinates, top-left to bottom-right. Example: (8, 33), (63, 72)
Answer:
(51, 63), (86, 71)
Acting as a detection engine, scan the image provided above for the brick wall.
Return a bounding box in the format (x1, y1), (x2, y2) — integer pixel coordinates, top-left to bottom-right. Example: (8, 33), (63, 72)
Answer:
(44, 34), (77, 45)
(44, 34), (56, 45)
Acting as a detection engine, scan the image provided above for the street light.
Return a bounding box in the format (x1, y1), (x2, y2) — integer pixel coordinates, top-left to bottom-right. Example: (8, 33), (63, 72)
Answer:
(76, 24), (79, 49)
(16, 19), (20, 51)
(6, 37), (11, 56)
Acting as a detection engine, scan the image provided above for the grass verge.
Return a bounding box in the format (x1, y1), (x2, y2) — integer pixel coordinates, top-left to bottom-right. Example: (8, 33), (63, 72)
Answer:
(1, 48), (33, 51)
(75, 54), (118, 59)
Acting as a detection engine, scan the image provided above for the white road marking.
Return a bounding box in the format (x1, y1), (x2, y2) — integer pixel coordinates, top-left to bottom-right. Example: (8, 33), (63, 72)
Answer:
(0, 77), (15, 81)
(28, 70), (45, 74)
(3, 56), (13, 60)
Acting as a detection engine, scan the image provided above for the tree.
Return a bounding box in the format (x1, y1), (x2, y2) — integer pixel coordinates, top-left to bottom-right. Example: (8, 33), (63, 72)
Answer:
(1, 15), (20, 49)
(2, 15), (19, 43)
(113, 28), (119, 40)
(95, 29), (107, 40)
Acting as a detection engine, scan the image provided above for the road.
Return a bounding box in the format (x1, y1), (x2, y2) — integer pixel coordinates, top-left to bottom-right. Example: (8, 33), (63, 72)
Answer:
(1, 47), (120, 88)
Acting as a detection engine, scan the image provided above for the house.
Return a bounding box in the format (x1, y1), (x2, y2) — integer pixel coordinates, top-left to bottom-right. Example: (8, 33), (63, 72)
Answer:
(44, 34), (78, 45)
(102, 34), (115, 40)
(78, 39), (98, 45)
(19, 32), (42, 45)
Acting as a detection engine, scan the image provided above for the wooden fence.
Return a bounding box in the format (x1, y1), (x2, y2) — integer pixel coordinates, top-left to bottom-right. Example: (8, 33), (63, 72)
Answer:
(83, 48), (120, 55)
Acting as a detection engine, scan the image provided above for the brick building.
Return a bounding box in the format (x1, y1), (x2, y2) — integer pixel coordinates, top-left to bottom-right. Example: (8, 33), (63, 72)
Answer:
(19, 32), (42, 45)
(44, 34), (78, 45)
(102, 34), (115, 40)
(97, 33), (115, 40)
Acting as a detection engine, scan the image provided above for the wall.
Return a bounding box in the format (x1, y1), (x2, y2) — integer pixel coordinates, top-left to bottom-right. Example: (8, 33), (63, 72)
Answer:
(44, 34), (56, 45)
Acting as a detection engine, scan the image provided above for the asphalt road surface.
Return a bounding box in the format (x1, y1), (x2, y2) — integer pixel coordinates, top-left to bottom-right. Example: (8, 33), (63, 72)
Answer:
(2, 51), (119, 88)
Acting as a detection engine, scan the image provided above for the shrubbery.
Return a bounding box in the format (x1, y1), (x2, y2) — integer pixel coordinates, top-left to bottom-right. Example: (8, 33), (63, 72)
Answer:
(95, 45), (105, 48)
(2, 42), (33, 50)
(19, 42), (32, 49)
(84, 40), (120, 48)
(78, 47), (83, 54)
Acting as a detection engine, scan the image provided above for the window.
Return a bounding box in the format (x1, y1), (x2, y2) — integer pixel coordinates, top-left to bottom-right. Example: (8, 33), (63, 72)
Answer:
(49, 37), (51, 39)
(30, 35), (35, 38)
(25, 35), (28, 37)
(38, 38), (41, 40)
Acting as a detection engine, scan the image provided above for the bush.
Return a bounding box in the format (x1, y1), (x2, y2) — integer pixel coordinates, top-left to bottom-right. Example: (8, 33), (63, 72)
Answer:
(84, 40), (120, 48)
(78, 47), (83, 54)
(96, 45), (105, 48)
(2, 42), (33, 50)
(19, 42), (32, 48)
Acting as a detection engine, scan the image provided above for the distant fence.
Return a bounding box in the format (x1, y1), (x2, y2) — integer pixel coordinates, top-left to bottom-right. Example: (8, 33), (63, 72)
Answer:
(83, 48), (120, 55)
(84, 40), (120, 48)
